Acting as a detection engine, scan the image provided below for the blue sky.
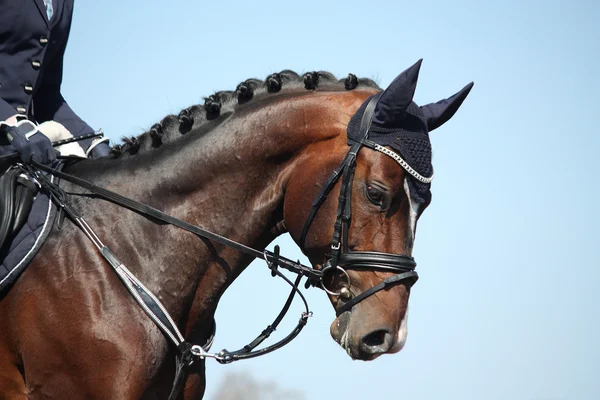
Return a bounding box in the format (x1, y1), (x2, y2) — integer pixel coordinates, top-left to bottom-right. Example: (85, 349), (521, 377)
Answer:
(61, 1), (599, 398)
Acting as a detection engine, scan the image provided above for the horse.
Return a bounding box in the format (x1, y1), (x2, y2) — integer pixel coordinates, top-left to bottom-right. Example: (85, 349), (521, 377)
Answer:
(0, 60), (472, 399)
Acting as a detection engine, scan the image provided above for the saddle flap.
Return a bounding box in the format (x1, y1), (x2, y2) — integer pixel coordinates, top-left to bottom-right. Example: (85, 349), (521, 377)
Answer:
(0, 168), (38, 250)
(12, 176), (38, 234)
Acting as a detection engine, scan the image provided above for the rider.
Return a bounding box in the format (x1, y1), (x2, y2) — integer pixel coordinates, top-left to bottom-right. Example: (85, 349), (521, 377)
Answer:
(0, 0), (110, 168)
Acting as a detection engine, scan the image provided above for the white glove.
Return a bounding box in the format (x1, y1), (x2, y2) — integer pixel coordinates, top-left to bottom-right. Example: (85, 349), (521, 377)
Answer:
(37, 121), (86, 158)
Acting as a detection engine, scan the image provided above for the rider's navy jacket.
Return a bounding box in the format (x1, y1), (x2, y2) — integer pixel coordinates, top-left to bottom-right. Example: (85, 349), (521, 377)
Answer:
(0, 0), (106, 155)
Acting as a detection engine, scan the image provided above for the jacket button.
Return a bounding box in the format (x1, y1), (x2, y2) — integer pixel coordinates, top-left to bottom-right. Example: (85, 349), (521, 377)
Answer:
(24, 85), (33, 94)
(16, 106), (27, 114)
(32, 61), (41, 70)
(40, 37), (48, 45)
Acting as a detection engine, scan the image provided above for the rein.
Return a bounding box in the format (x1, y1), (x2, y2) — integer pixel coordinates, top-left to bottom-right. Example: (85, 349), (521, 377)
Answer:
(33, 160), (322, 285)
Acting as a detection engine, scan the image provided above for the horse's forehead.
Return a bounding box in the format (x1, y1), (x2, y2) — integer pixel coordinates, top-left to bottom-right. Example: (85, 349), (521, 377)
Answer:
(356, 151), (406, 185)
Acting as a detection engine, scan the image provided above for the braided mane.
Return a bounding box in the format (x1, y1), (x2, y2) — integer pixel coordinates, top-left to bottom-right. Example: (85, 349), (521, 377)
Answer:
(110, 70), (380, 157)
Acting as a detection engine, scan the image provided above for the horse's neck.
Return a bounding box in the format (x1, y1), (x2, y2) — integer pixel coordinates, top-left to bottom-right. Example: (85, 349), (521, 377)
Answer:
(71, 95), (335, 328)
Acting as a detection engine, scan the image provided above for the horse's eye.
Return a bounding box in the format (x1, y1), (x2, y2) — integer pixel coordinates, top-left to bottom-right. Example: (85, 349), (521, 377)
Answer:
(366, 184), (386, 206)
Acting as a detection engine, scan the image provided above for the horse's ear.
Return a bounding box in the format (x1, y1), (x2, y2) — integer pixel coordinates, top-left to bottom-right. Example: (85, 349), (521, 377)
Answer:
(420, 82), (474, 132)
(373, 59), (423, 127)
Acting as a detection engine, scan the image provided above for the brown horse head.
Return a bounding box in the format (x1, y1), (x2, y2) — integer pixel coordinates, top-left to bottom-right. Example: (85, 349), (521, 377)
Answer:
(285, 60), (473, 360)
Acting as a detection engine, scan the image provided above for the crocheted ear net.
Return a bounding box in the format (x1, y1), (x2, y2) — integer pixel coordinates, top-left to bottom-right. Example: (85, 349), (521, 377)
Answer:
(347, 95), (433, 204)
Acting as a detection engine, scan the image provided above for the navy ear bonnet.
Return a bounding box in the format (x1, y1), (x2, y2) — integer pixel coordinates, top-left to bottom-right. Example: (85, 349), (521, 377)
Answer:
(346, 59), (474, 204)
(347, 97), (433, 203)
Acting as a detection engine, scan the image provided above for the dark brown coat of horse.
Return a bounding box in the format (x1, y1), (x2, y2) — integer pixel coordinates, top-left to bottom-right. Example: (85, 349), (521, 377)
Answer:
(0, 68), (471, 399)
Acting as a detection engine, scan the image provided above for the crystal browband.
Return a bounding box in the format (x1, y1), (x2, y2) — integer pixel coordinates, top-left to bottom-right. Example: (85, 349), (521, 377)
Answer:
(373, 144), (434, 183)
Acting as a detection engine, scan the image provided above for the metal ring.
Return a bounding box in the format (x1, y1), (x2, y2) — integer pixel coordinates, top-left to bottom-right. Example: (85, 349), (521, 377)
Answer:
(320, 265), (351, 296)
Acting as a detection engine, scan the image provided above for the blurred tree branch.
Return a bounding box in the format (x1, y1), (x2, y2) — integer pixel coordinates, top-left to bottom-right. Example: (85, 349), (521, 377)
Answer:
(211, 371), (305, 400)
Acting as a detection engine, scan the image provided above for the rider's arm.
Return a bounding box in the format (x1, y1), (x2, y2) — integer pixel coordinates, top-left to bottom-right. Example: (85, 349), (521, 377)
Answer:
(0, 106), (20, 159)
(0, 119), (55, 165)
(32, 22), (109, 159)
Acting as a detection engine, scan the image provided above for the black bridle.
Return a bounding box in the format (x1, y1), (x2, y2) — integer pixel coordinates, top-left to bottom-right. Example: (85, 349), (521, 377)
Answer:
(299, 95), (418, 316)
(23, 96), (419, 398)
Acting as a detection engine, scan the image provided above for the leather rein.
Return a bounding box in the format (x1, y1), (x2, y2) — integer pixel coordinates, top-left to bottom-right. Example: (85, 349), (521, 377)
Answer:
(24, 95), (420, 398)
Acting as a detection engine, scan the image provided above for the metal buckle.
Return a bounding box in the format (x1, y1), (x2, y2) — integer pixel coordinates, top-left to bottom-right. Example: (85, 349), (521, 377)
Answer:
(190, 345), (228, 363)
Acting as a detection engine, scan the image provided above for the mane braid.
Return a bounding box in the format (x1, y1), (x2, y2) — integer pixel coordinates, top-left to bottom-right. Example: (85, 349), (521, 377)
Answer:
(109, 69), (380, 157)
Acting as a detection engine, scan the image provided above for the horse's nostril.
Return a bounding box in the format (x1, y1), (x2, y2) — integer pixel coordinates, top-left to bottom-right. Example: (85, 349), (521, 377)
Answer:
(360, 328), (393, 352)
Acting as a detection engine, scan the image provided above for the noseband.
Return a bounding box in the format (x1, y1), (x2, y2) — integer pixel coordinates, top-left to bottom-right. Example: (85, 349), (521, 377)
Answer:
(299, 95), (419, 316)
